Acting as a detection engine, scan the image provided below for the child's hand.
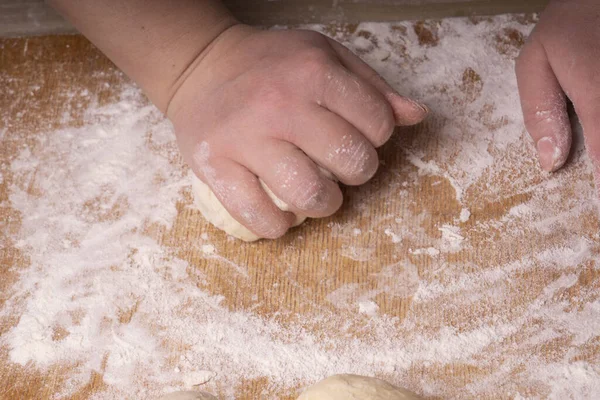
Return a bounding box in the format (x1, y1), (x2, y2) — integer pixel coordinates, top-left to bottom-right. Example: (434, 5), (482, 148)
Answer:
(168, 25), (427, 239)
(516, 0), (600, 188)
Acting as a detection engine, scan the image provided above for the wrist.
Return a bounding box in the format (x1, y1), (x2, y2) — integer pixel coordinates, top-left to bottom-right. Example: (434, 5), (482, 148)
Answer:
(165, 24), (257, 123)
(144, 12), (240, 113)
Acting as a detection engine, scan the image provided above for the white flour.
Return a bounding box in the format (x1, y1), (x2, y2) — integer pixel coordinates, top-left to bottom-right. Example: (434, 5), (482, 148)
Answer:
(2, 15), (600, 400)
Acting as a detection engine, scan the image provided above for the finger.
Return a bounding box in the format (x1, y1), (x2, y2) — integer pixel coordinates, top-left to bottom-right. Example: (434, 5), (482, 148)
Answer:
(572, 98), (600, 198)
(328, 39), (428, 127)
(285, 106), (379, 186)
(243, 140), (343, 218)
(515, 36), (572, 172)
(197, 157), (295, 239)
(314, 61), (397, 148)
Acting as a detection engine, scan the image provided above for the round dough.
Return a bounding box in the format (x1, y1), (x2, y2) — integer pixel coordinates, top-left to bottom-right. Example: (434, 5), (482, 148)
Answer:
(192, 168), (334, 241)
(158, 391), (217, 400)
(296, 374), (423, 400)
(192, 176), (306, 241)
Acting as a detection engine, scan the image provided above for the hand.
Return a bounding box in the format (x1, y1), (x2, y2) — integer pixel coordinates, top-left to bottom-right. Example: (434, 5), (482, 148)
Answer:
(168, 25), (428, 239)
(516, 0), (600, 189)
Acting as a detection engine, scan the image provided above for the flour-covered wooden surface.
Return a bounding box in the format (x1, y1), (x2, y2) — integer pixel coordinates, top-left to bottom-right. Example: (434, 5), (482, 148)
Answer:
(1, 15), (599, 400)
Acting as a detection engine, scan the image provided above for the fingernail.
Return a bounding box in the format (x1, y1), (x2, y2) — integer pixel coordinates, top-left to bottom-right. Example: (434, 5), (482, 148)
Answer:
(536, 136), (559, 172)
(405, 96), (429, 115)
(389, 92), (429, 114)
(412, 100), (429, 115)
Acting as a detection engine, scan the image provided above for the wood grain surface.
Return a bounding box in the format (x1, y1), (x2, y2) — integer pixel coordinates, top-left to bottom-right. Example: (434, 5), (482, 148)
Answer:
(1, 14), (599, 400)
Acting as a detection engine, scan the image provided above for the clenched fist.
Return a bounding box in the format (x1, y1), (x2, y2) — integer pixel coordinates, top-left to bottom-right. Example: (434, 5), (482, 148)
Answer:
(168, 25), (428, 239)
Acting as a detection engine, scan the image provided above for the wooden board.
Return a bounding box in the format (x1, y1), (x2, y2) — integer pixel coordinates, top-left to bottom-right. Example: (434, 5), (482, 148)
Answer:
(1, 14), (599, 400)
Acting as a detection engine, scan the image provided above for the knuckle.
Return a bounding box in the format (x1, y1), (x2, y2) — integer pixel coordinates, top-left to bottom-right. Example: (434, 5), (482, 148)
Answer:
(250, 83), (292, 133)
(276, 117), (297, 143)
(254, 82), (288, 109)
(295, 48), (335, 88)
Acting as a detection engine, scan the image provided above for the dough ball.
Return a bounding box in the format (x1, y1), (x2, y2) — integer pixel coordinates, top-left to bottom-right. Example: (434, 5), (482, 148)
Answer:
(191, 176), (306, 241)
(297, 374), (423, 400)
(158, 390), (217, 400)
(192, 168), (334, 241)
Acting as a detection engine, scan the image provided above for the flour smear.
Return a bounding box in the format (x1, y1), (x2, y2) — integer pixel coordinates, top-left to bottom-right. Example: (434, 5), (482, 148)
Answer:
(2, 15), (600, 400)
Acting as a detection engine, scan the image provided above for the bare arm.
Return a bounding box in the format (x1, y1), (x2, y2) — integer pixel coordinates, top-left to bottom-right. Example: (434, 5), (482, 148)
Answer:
(48, 0), (237, 112)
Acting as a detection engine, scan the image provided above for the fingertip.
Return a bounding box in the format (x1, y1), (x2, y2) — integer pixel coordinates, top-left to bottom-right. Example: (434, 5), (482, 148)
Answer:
(387, 93), (429, 126)
(536, 136), (567, 172)
(529, 112), (572, 173)
(258, 211), (295, 239)
(294, 177), (343, 217)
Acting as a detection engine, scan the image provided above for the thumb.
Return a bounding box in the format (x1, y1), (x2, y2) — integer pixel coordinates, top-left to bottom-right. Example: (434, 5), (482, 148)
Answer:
(327, 38), (428, 126)
(515, 36), (572, 172)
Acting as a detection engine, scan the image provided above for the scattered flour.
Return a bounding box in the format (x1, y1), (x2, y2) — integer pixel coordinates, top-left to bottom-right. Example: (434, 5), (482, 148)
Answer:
(384, 228), (403, 243)
(340, 245), (375, 261)
(201, 244), (216, 255)
(438, 225), (464, 252)
(459, 208), (471, 223)
(358, 300), (380, 316)
(409, 247), (440, 257)
(1, 15), (599, 400)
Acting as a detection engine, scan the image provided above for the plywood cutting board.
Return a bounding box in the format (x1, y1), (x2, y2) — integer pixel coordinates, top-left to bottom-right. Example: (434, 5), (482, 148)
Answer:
(1, 15), (599, 400)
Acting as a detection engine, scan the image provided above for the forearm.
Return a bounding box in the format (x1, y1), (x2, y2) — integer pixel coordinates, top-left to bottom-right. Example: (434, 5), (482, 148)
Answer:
(48, 0), (238, 112)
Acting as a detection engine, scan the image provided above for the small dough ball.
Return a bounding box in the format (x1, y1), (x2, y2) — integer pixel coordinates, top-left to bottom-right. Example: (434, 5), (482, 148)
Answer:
(297, 374), (423, 400)
(158, 390), (217, 400)
(192, 176), (306, 241)
(192, 168), (334, 241)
